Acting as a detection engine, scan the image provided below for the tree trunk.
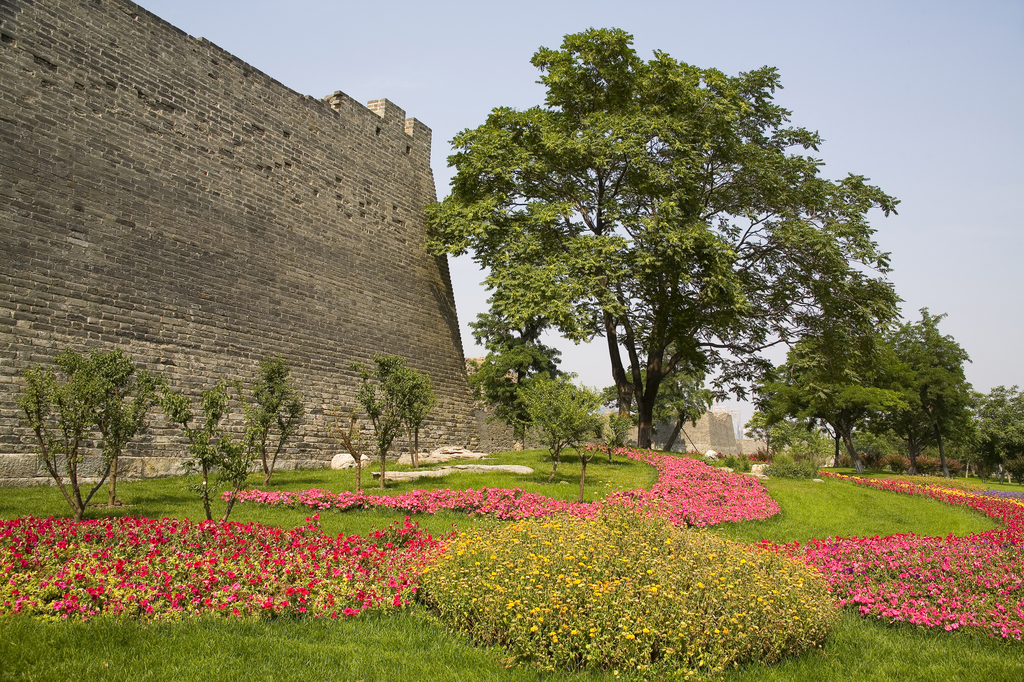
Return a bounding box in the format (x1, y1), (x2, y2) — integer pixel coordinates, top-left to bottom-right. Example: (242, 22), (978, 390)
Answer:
(408, 430), (416, 469)
(635, 394), (656, 450)
(933, 422), (950, 477)
(832, 434), (840, 468)
(108, 454), (119, 506)
(379, 450), (387, 490)
(221, 495), (237, 523)
(603, 312), (634, 418)
(200, 463), (213, 521)
(578, 455), (588, 503)
(840, 429), (864, 475)
(548, 446), (561, 483)
(907, 438), (920, 475)
(664, 418), (683, 453)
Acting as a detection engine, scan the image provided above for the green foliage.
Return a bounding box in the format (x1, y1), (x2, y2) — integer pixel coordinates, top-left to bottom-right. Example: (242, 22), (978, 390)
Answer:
(400, 365), (437, 468)
(247, 355), (304, 486)
(884, 309), (974, 477)
(160, 380), (251, 522)
(605, 413), (633, 449)
(352, 355), (434, 489)
(467, 313), (561, 447)
(428, 28), (898, 450)
(974, 385), (1024, 481)
(764, 453), (820, 480)
(721, 454), (753, 473)
(16, 348), (156, 520)
(520, 375), (602, 487)
(757, 329), (905, 475)
(420, 509), (839, 679)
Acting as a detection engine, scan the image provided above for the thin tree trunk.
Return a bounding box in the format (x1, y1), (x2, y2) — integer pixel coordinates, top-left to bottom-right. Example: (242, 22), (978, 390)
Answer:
(578, 453), (589, 503)
(603, 312), (634, 418)
(108, 454), (119, 506)
(200, 463), (213, 521)
(933, 423), (950, 477)
(379, 450), (386, 490)
(221, 495), (237, 522)
(664, 418), (683, 452)
(907, 439), (920, 475)
(840, 430), (864, 475)
(548, 446), (561, 483)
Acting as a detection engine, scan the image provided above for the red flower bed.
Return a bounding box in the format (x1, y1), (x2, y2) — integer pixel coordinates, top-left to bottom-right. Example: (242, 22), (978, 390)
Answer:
(764, 473), (1024, 639)
(0, 515), (440, 621)
(226, 448), (780, 528)
(0, 450), (779, 623)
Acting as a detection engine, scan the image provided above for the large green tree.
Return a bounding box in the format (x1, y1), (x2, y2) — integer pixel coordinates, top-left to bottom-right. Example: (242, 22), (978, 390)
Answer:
(757, 328), (906, 475)
(975, 386), (1024, 482)
(428, 28), (899, 448)
(467, 313), (561, 449)
(885, 309), (973, 476)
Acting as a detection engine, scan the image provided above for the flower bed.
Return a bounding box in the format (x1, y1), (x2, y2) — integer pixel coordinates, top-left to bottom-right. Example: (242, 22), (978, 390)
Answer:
(765, 473), (1024, 639)
(0, 515), (440, 621)
(226, 448), (781, 528)
(421, 508), (837, 679)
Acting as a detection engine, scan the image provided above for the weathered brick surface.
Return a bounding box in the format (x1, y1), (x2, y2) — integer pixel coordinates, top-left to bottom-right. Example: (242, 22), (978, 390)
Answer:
(0, 0), (480, 484)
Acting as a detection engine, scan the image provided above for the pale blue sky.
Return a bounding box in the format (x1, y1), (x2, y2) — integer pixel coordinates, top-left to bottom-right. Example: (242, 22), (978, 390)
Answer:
(139, 0), (1024, 426)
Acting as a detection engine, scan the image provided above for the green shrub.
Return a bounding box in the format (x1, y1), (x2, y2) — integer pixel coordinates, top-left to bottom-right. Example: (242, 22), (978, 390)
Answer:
(882, 453), (909, 474)
(721, 454), (752, 473)
(420, 509), (838, 679)
(764, 453), (819, 479)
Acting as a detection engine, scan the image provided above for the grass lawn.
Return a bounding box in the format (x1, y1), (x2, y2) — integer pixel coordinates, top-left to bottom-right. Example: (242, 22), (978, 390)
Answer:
(1, 450), (1022, 681)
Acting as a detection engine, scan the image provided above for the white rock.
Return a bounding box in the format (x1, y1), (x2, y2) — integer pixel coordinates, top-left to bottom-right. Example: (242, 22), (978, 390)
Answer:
(371, 463), (535, 482)
(330, 453), (355, 469)
(704, 450), (719, 460)
(813, 478), (825, 483)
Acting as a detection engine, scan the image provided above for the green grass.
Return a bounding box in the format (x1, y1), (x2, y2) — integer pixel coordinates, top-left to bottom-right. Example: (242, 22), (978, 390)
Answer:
(1, 451), (1021, 681)
(0, 449), (656, 538)
(710, 477), (1000, 545)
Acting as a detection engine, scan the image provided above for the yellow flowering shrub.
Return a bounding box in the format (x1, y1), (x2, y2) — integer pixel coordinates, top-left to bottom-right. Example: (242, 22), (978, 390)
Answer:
(419, 508), (838, 679)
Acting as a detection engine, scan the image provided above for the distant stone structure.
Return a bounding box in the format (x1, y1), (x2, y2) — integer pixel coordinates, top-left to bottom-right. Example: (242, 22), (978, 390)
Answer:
(651, 412), (763, 457)
(0, 0), (479, 483)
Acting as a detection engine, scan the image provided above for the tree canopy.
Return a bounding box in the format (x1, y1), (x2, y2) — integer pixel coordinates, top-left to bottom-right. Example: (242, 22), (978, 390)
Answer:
(467, 313), (561, 448)
(884, 309), (973, 476)
(427, 28), (899, 448)
(756, 326), (906, 474)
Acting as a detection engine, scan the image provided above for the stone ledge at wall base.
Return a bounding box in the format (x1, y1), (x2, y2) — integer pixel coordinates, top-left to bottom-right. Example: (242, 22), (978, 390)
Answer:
(371, 464), (534, 482)
(0, 452), (334, 487)
(331, 446), (491, 470)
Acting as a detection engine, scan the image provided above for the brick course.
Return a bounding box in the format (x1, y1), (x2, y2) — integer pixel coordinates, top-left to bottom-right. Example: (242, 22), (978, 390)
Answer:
(0, 0), (480, 484)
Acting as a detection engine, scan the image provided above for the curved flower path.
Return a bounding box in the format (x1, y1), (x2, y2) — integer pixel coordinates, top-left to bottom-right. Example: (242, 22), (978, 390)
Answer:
(764, 473), (1024, 640)
(4, 448), (1023, 639)
(224, 447), (780, 528)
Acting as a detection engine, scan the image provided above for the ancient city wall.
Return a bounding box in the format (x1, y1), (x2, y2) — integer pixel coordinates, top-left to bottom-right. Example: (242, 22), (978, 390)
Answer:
(0, 0), (480, 483)
(652, 412), (740, 456)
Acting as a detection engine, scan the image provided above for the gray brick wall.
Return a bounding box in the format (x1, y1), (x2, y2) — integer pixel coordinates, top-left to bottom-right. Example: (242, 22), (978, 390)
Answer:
(0, 0), (480, 484)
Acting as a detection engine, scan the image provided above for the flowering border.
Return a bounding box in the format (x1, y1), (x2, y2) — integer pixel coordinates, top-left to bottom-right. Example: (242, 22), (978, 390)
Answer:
(1, 515), (440, 621)
(764, 473), (1024, 639)
(225, 448), (781, 528)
